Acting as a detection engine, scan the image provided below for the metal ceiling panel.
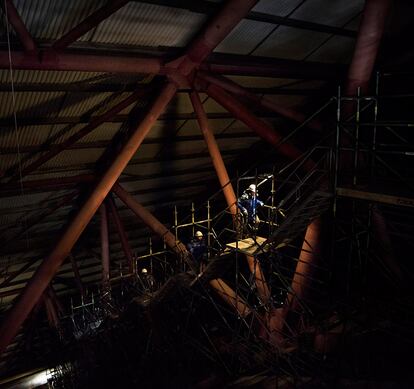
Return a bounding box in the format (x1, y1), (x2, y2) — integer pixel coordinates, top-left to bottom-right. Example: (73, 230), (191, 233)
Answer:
(252, 25), (330, 60)
(226, 76), (302, 88)
(177, 118), (235, 136)
(215, 19), (275, 55)
(252, 0), (305, 16)
(146, 120), (186, 138)
(0, 125), (54, 148)
(307, 35), (355, 64)
(0, 70), (105, 84)
(13, 0), (106, 41)
(0, 91), (65, 118)
(87, 2), (206, 47)
(41, 148), (105, 169)
(291, 0), (363, 29)
(57, 92), (113, 117)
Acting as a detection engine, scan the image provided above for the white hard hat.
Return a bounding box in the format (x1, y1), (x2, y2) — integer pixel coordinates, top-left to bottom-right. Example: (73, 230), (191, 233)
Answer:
(195, 231), (203, 237)
(248, 184), (257, 193)
(141, 268), (148, 274)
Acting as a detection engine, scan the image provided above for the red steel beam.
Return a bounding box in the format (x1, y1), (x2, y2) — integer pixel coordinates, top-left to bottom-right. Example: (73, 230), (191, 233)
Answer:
(179, 0), (258, 74)
(52, 0), (130, 51)
(113, 183), (188, 260)
(7, 89), (147, 182)
(100, 204), (110, 291)
(113, 182), (250, 317)
(0, 82), (177, 355)
(0, 51), (163, 74)
(345, 0), (391, 95)
(2, 0), (37, 53)
(189, 91), (237, 215)
(0, 0), (257, 355)
(190, 91), (270, 303)
(198, 71), (322, 131)
(106, 196), (134, 273)
(286, 218), (321, 313)
(205, 83), (315, 171)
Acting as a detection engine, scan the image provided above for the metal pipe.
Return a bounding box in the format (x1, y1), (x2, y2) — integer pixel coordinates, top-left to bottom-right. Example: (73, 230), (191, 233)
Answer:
(2, 0), (37, 53)
(209, 279), (250, 318)
(52, 0), (130, 50)
(189, 91), (237, 215)
(205, 83), (315, 172)
(286, 218), (321, 313)
(106, 196), (134, 273)
(178, 0), (258, 74)
(8, 89), (147, 182)
(100, 204), (110, 291)
(0, 82), (177, 355)
(190, 91), (270, 303)
(113, 183), (188, 261)
(198, 71), (322, 131)
(0, 51), (163, 74)
(345, 0), (391, 95)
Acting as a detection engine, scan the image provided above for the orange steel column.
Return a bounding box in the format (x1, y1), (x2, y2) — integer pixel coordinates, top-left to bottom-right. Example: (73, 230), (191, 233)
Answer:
(190, 91), (270, 303)
(0, 82), (177, 355)
(287, 218), (321, 313)
(189, 91), (237, 215)
(113, 183), (250, 318)
(100, 204), (110, 293)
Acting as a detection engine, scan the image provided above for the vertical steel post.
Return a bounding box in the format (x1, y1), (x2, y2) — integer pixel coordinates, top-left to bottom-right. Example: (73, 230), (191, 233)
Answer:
(107, 196), (134, 273)
(100, 204), (110, 294)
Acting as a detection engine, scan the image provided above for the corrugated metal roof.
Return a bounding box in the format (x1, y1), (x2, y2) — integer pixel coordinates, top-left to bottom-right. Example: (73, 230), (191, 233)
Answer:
(177, 118), (235, 136)
(291, 0), (363, 29)
(14, 0), (106, 41)
(252, 25), (330, 60)
(0, 69), (106, 84)
(0, 124), (54, 148)
(307, 35), (355, 63)
(252, 0), (305, 17)
(0, 91), (65, 118)
(86, 2), (206, 47)
(215, 19), (275, 55)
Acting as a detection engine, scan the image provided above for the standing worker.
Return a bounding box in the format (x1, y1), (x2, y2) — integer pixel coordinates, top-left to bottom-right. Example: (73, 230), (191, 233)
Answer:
(237, 184), (264, 234)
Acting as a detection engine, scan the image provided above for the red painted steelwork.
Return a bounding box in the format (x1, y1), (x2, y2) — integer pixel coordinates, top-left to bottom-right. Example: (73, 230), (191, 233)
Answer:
(112, 183), (187, 259)
(0, 51), (163, 74)
(287, 218), (321, 313)
(0, 0), (259, 354)
(182, 0), (258, 72)
(206, 83), (315, 171)
(113, 182), (250, 318)
(189, 91), (237, 215)
(2, 0), (37, 52)
(345, 0), (391, 95)
(7, 89), (148, 182)
(107, 196), (134, 273)
(52, 0), (130, 50)
(100, 204), (110, 290)
(0, 82), (177, 355)
(190, 91), (270, 303)
(198, 72), (322, 131)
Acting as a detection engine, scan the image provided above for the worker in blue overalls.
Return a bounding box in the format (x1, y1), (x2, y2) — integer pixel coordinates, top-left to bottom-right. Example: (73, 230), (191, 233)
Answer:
(187, 231), (207, 271)
(237, 184), (264, 234)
